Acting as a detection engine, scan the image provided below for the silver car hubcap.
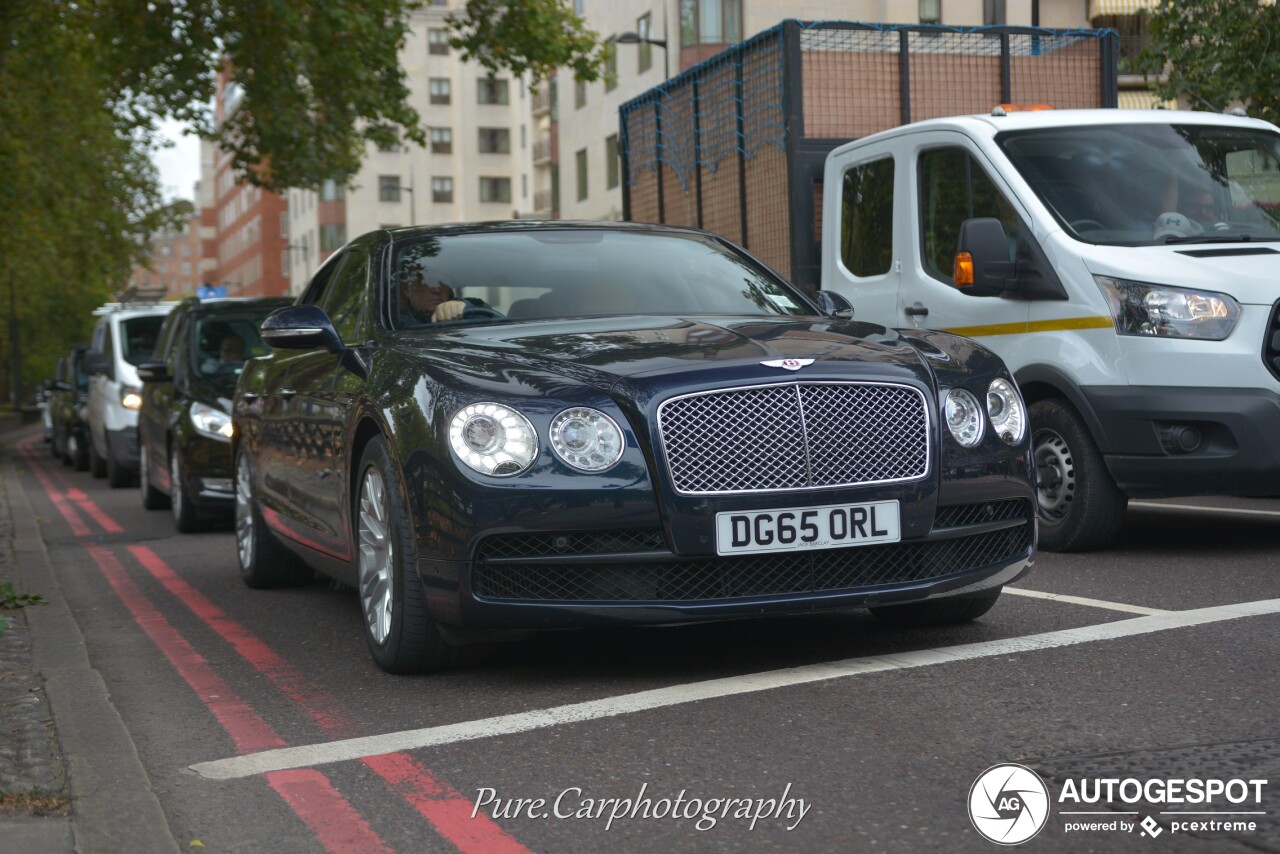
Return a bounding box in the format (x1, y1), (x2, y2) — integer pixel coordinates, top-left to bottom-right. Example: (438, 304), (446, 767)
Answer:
(171, 450), (184, 522)
(235, 456), (253, 568)
(1034, 428), (1074, 522)
(140, 446), (148, 496)
(358, 467), (393, 646)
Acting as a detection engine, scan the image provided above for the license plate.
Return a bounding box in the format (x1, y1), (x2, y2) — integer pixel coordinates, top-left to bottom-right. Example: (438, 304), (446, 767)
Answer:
(715, 500), (901, 556)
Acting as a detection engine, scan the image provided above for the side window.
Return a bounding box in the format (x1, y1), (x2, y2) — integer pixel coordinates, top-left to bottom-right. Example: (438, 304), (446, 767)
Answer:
(155, 312), (181, 363)
(318, 249), (370, 344)
(299, 254), (343, 306)
(102, 323), (116, 364)
(841, 157), (895, 277)
(919, 147), (1019, 283)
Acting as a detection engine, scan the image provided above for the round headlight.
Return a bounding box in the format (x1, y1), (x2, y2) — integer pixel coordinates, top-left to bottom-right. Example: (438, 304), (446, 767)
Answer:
(986, 377), (1026, 445)
(945, 388), (984, 448)
(449, 403), (537, 476)
(549, 407), (625, 472)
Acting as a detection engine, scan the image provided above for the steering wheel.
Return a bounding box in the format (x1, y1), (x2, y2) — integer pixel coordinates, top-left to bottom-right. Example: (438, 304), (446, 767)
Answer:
(1069, 219), (1106, 233)
(461, 305), (504, 320)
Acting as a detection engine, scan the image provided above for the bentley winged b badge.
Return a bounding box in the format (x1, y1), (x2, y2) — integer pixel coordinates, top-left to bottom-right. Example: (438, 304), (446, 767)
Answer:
(760, 358), (815, 371)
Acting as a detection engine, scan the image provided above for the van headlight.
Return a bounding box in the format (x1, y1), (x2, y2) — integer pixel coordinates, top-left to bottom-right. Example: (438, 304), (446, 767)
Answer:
(449, 403), (537, 476)
(190, 401), (234, 440)
(945, 388), (984, 448)
(986, 378), (1026, 445)
(1096, 276), (1240, 340)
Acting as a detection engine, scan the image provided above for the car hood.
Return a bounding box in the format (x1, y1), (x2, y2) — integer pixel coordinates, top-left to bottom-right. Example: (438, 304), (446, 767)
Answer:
(392, 315), (935, 393)
(1084, 243), (1280, 305)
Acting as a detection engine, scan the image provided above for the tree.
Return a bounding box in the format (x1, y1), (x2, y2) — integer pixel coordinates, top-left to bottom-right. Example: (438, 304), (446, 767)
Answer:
(447, 0), (607, 92)
(1140, 0), (1280, 125)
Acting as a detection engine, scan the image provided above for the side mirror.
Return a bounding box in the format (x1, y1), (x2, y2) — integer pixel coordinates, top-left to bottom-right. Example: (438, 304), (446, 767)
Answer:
(85, 351), (113, 380)
(954, 218), (1015, 298)
(136, 360), (171, 383)
(815, 290), (854, 319)
(260, 305), (343, 353)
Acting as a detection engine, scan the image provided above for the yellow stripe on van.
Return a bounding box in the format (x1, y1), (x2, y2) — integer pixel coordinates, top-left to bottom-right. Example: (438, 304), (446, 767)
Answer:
(941, 316), (1114, 337)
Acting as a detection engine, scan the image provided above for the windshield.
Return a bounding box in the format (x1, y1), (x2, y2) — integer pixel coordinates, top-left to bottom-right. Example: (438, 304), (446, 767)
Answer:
(997, 123), (1280, 246)
(192, 310), (275, 381)
(121, 315), (166, 365)
(392, 229), (811, 328)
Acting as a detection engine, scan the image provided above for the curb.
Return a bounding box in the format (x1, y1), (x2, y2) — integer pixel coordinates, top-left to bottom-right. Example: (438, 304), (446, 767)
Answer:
(3, 443), (179, 853)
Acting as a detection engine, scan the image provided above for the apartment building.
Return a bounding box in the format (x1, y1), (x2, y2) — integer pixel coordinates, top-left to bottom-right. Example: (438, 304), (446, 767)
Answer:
(124, 202), (204, 299)
(286, 1), (535, 292)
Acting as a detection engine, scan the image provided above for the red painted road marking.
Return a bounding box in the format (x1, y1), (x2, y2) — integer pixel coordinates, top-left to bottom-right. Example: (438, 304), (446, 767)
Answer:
(64, 485), (125, 533)
(128, 543), (531, 854)
(18, 446), (92, 537)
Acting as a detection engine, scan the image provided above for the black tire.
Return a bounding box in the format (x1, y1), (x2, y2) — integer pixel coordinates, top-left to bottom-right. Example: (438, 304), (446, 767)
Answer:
(89, 435), (107, 478)
(106, 440), (132, 488)
(869, 588), (1002, 627)
(1029, 398), (1127, 552)
(235, 450), (313, 588)
(71, 434), (89, 472)
(355, 437), (486, 674)
(139, 444), (169, 511)
(169, 446), (201, 532)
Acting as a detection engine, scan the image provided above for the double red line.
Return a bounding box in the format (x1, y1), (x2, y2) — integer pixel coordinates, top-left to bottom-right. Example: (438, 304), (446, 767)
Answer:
(15, 439), (529, 854)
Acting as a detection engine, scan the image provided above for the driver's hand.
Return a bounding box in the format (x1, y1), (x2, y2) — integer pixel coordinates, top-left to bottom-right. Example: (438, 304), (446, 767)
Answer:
(431, 300), (466, 322)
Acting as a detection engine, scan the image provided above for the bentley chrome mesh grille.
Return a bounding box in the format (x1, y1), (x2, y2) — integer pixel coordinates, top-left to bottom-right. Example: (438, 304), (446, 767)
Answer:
(658, 382), (930, 494)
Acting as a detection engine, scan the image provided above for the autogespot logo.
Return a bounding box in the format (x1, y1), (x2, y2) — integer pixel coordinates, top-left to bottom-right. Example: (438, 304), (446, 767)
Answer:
(969, 763), (1051, 845)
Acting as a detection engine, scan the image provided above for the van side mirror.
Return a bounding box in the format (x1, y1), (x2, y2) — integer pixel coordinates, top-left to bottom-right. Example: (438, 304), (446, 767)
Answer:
(136, 360), (171, 383)
(260, 305), (343, 353)
(85, 351), (113, 380)
(954, 218), (1015, 297)
(815, 290), (854, 319)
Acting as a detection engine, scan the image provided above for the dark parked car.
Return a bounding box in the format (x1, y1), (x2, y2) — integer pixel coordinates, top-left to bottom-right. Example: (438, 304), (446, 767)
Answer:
(48, 346), (91, 470)
(234, 222), (1036, 673)
(138, 296), (293, 531)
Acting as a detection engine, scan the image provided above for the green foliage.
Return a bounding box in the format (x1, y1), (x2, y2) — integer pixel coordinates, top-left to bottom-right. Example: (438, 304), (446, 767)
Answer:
(447, 0), (607, 91)
(1139, 1), (1280, 125)
(0, 580), (47, 609)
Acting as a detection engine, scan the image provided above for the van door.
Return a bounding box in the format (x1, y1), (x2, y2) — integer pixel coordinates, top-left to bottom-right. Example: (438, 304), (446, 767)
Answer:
(825, 146), (899, 324)
(898, 132), (1029, 338)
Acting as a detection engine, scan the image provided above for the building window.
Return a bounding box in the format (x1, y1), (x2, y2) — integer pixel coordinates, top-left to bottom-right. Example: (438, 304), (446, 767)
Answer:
(480, 177), (511, 203)
(320, 179), (345, 201)
(282, 250), (290, 276)
(521, 124), (527, 148)
(606, 134), (620, 190)
(680, 0), (742, 47)
(320, 224), (347, 252)
(430, 127), (453, 154)
(432, 176), (454, 203)
(379, 175), (401, 202)
(575, 78), (587, 109)
(279, 213), (288, 237)
(428, 28), (449, 55)
(378, 139), (401, 153)
(478, 127), (510, 154)
(477, 77), (509, 105)
(576, 148), (588, 201)
(522, 173), (528, 199)
(429, 78), (452, 105)
(605, 41), (618, 91)
(919, 0), (941, 24)
(637, 13), (653, 73)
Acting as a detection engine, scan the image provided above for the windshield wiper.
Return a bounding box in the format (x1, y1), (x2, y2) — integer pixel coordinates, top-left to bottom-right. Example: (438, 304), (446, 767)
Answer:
(1160, 234), (1280, 245)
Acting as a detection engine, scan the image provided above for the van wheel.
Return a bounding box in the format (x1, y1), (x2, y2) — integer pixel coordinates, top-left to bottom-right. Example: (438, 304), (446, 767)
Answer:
(870, 589), (1002, 626)
(106, 442), (132, 488)
(235, 451), (312, 588)
(356, 437), (487, 673)
(1030, 399), (1127, 552)
(140, 445), (169, 510)
(89, 437), (107, 478)
(71, 435), (89, 471)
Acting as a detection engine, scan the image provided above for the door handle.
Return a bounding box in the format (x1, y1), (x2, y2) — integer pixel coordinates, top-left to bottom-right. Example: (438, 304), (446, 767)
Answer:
(279, 388), (297, 399)
(904, 302), (929, 317)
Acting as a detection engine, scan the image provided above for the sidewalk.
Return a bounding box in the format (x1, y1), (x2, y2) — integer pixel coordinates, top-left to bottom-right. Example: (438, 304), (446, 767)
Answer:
(0, 422), (177, 853)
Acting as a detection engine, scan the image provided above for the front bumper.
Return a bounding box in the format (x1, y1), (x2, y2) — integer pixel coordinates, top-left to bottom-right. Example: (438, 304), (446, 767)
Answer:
(1083, 385), (1280, 498)
(419, 497), (1035, 629)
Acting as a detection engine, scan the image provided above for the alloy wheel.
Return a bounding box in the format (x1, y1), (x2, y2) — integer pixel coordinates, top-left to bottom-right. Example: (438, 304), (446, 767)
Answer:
(357, 467), (393, 646)
(170, 449), (184, 524)
(235, 455), (254, 569)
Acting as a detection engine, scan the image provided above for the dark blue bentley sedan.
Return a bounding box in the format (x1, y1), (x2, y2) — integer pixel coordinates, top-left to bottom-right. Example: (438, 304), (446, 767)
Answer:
(233, 222), (1036, 673)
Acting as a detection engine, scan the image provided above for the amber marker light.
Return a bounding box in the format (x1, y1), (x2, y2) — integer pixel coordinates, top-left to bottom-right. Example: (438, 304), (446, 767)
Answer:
(953, 252), (975, 286)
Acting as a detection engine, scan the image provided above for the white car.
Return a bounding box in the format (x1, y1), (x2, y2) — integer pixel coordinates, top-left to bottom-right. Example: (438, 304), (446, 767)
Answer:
(86, 303), (176, 486)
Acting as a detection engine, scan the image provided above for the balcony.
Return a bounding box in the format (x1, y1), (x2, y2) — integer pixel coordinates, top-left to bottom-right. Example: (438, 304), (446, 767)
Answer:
(534, 189), (553, 212)
(532, 87), (552, 116)
(533, 136), (553, 166)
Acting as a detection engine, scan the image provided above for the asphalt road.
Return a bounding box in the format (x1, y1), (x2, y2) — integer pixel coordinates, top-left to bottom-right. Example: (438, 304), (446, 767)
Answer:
(12, 436), (1280, 852)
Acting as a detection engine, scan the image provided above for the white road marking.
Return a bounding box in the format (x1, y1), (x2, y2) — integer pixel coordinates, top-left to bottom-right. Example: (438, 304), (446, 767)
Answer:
(1130, 501), (1280, 518)
(190, 597), (1280, 782)
(1004, 587), (1167, 615)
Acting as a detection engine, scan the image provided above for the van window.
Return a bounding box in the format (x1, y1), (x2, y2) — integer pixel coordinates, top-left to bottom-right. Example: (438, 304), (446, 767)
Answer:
(919, 147), (1019, 284)
(841, 157), (895, 277)
(120, 315), (165, 365)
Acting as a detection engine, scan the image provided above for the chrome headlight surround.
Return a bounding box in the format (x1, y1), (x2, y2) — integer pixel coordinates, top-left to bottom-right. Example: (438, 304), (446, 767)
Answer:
(449, 402), (538, 477)
(986, 378), (1026, 445)
(1096, 276), (1240, 341)
(549, 407), (625, 472)
(945, 388), (985, 448)
(190, 401), (234, 441)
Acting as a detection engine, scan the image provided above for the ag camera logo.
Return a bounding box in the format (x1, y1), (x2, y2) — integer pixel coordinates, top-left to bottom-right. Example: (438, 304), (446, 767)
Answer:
(969, 763), (1050, 845)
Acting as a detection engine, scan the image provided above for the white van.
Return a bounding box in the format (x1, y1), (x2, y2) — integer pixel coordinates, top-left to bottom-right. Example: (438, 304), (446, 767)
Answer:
(824, 109), (1280, 550)
(86, 303), (176, 487)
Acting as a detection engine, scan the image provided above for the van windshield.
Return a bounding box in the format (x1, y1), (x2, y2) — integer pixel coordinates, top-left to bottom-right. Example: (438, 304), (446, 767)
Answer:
(997, 123), (1280, 246)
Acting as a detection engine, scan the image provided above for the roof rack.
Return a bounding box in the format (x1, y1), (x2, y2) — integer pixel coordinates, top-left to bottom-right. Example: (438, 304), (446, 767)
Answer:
(92, 299), (181, 316)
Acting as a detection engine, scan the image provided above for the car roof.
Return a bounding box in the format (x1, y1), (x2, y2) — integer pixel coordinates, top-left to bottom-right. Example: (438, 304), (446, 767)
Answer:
(381, 219), (725, 242)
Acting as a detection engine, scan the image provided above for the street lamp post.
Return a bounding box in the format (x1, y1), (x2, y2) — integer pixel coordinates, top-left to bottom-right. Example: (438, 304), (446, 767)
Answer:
(610, 31), (669, 80)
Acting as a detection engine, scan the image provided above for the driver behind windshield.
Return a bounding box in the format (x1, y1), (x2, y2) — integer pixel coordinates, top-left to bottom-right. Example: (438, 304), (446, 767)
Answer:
(403, 265), (495, 323)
